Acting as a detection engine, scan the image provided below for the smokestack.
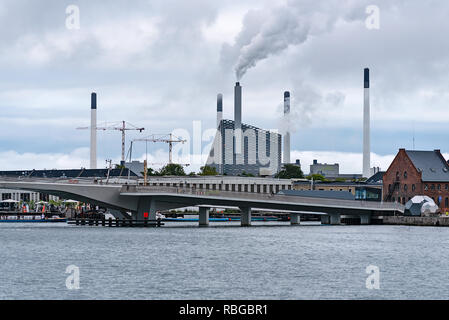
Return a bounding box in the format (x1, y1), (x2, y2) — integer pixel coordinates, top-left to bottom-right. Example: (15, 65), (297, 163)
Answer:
(234, 82), (242, 154)
(217, 93), (223, 128)
(90, 92), (97, 169)
(283, 91), (291, 164)
(363, 68), (370, 178)
(234, 82), (242, 130)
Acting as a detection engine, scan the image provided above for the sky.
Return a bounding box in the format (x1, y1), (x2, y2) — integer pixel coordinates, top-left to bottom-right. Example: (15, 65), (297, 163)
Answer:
(0, 0), (448, 174)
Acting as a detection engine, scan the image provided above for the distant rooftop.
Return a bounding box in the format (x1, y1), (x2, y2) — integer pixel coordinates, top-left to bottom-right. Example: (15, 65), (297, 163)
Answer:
(404, 149), (449, 182)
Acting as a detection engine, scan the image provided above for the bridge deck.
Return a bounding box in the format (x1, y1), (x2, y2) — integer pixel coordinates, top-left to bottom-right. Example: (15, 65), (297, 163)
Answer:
(120, 185), (404, 214)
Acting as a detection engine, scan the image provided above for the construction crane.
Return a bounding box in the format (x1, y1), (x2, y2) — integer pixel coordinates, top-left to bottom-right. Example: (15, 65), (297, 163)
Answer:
(130, 133), (187, 165)
(77, 121), (144, 164)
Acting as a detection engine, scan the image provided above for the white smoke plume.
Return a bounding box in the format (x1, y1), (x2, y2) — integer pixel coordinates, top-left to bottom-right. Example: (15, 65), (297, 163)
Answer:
(277, 82), (345, 135)
(221, 0), (369, 80)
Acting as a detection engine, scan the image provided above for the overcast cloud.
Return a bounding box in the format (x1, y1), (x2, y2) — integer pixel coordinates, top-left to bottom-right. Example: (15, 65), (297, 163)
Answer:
(0, 0), (448, 173)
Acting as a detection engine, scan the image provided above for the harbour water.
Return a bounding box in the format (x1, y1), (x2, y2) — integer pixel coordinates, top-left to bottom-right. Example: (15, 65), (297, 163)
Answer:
(1, 221), (449, 300)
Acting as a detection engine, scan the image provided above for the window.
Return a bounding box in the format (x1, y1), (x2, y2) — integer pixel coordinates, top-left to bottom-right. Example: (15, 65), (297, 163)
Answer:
(438, 184), (441, 190)
(412, 184), (416, 191)
(445, 198), (448, 207)
(396, 171), (400, 180)
(446, 184), (448, 190)
(431, 184), (435, 190)
(404, 171), (407, 179)
(404, 184), (408, 191)
(424, 184), (428, 191)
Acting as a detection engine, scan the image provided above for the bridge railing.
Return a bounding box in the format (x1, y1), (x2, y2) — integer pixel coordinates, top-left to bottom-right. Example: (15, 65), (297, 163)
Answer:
(120, 185), (404, 212)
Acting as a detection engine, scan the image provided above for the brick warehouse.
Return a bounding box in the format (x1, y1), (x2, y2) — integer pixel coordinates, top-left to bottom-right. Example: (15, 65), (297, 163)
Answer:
(383, 149), (449, 212)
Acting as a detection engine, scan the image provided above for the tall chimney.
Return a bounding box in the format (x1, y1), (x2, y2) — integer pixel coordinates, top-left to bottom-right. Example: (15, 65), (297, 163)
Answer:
(283, 91), (291, 164)
(234, 82), (242, 130)
(217, 93), (223, 128)
(234, 82), (242, 154)
(363, 68), (370, 178)
(90, 92), (97, 169)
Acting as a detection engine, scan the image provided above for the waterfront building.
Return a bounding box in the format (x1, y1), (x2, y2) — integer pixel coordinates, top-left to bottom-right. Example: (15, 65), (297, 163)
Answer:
(292, 176), (383, 202)
(383, 149), (449, 212)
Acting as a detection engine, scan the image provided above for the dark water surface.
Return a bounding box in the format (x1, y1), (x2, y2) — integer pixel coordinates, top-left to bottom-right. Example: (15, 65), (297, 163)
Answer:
(1, 222), (448, 299)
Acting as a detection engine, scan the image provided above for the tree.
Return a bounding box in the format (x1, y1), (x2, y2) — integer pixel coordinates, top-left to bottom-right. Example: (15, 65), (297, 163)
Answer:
(144, 167), (160, 176)
(199, 165), (218, 176)
(158, 163), (186, 176)
(275, 164), (304, 179)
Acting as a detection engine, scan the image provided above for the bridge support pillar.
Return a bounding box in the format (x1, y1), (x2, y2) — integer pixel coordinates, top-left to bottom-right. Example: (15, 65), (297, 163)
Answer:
(360, 214), (371, 225)
(290, 213), (301, 225)
(136, 197), (156, 221)
(199, 207), (209, 227)
(321, 215), (330, 225)
(330, 214), (341, 225)
(240, 207), (251, 227)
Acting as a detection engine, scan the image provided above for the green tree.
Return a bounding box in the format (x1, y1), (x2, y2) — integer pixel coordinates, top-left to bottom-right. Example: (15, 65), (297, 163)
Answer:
(199, 165), (218, 176)
(144, 167), (160, 176)
(275, 164), (304, 179)
(159, 163), (186, 176)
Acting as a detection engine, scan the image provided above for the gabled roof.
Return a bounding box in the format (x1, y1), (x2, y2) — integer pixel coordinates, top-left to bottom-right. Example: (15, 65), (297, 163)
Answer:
(405, 150), (449, 182)
(366, 171), (385, 184)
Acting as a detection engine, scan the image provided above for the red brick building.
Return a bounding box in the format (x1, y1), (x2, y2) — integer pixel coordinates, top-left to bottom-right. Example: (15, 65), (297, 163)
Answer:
(383, 149), (449, 212)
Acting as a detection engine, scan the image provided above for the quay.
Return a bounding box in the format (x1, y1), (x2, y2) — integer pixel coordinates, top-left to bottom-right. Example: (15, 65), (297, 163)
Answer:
(383, 216), (449, 227)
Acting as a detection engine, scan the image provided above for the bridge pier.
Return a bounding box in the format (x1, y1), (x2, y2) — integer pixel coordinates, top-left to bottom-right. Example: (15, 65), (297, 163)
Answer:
(321, 215), (330, 225)
(360, 214), (371, 225)
(199, 207), (209, 227)
(136, 197), (156, 220)
(240, 207), (251, 227)
(290, 213), (301, 225)
(330, 214), (341, 225)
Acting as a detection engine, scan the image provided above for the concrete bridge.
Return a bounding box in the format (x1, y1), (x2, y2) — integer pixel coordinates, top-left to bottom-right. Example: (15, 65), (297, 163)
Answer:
(0, 180), (404, 226)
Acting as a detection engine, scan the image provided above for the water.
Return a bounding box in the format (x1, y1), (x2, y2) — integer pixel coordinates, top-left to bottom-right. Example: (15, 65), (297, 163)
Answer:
(1, 221), (449, 300)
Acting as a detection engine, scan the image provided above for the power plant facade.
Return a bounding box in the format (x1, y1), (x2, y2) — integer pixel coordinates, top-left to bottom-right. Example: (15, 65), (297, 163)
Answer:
(207, 119), (282, 176)
(206, 82), (282, 176)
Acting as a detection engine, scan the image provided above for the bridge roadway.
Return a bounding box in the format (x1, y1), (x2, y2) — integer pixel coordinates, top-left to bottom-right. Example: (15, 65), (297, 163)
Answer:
(0, 180), (404, 226)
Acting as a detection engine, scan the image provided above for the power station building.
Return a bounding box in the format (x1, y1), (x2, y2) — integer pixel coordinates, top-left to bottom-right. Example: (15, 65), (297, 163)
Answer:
(206, 82), (282, 176)
(207, 119), (282, 176)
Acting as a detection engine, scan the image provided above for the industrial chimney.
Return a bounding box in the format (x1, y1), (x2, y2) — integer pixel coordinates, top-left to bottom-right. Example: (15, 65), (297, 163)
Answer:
(283, 91), (291, 164)
(234, 82), (242, 154)
(363, 68), (370, 178)
(90, 92), (97, 169)
(234, 82), (242, 130)
(217, 93), (223, 128)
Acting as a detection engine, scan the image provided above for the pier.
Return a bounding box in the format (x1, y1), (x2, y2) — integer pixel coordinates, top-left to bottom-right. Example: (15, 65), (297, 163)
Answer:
(68, 217), (163, 227)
